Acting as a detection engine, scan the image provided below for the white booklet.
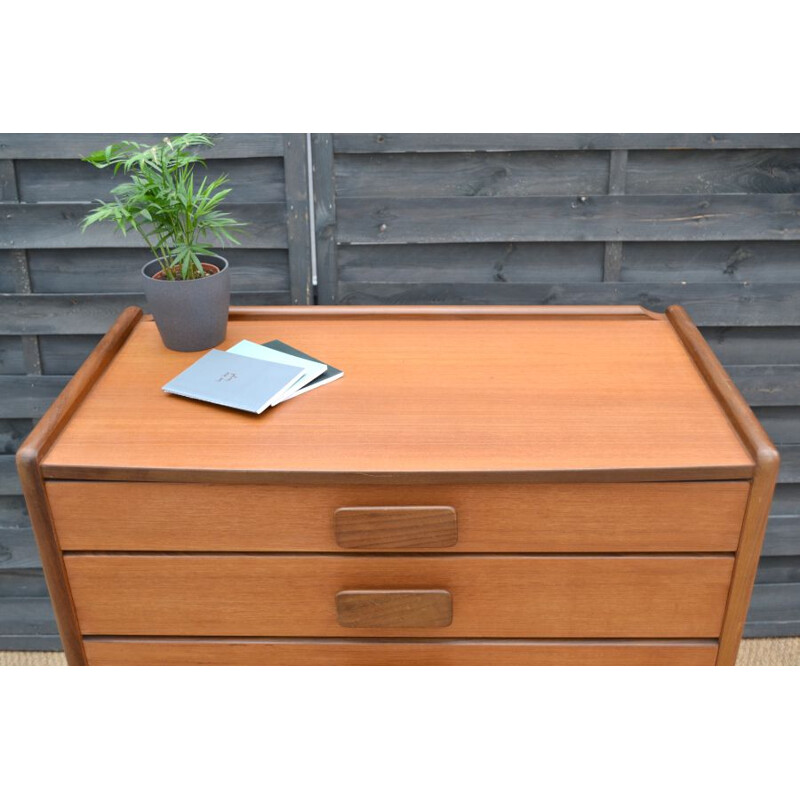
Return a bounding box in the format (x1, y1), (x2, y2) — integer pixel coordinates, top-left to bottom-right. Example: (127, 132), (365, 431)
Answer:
(227, 340), (327, 405)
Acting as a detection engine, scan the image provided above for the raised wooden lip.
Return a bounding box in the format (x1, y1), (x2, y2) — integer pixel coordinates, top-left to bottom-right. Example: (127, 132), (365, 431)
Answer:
(39, 464), (754, 483)
(226, 304), (665, 321)
(16, 305), (144, 666)
(666, 305), (779, 665)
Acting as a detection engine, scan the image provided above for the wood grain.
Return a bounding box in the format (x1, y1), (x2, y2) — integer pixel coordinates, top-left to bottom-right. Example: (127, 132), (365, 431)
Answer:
(332, 133), (800, 152)
(336, 195), (800, 244)
(41, 309), (753, 482)
(49, 480), (748, 553)
(335, 506), (458, 549)
(83, 638), (719, 666)
(64, 555), (734, 638)
(336, 590), (452, 627)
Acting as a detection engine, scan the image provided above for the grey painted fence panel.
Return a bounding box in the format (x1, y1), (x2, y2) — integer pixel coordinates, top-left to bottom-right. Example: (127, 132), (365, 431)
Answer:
(38, 335), (102, 375)
(754, 408), (800, 445)
(702, 328), (800, 365)
(0, 529), (40, 570)
(16, 157), (286, 204)
(625, 150), (800, 194)
(0, 597), (58, 636)
(0, 570), (48, 598)
(334, 281), (800, 325)
(0, 202), (289, 249)
(0, 292), (293, 336)
(336, 194), (800, 244)
(0, 420), (32, 455)
(0, 132), (313, 650)
(620, 241), (800, 282)
(337, 243), (605, 283)
(334, 151), (611, 198)
(27, 248), (290, 293)
(744, 583), (800, 637)
(0, 337), (26, 374)
(334, 133), (800, 153)
(0, 133), (285, 159)
(0, 456), (20, 494)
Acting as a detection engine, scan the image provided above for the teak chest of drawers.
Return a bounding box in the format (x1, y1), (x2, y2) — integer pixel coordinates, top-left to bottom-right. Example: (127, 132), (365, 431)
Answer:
(17, 305), (778, 666)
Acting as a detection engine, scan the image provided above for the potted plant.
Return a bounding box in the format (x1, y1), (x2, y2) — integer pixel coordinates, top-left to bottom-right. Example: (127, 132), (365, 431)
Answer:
(81, 133), (246, 351)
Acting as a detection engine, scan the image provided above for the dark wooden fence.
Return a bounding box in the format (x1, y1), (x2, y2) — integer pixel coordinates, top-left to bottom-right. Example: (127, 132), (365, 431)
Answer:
(1, 132), (798, 648)
(0, 133), (312, 648)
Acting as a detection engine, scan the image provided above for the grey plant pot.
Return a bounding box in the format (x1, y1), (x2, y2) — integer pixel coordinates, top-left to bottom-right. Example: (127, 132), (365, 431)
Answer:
(142, 255), (231, 352)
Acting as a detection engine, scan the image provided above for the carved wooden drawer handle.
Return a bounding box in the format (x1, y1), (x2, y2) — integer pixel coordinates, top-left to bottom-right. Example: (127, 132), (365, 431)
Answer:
(334, 506), (457, 549)
(336, 590), (453, 628)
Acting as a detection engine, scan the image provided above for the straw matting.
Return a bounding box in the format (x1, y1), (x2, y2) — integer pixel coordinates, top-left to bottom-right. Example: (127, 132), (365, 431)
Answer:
(0, 639), (798, 666)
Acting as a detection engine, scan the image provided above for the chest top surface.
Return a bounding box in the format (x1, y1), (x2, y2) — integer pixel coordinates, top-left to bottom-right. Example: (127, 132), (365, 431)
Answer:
(41, 306), (753, 482)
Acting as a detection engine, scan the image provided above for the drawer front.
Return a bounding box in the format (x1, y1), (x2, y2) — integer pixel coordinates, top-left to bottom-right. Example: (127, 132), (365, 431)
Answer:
(65, 555), (733, 638)
(49, 480), (749, 552)
(83, 639), (719, 666)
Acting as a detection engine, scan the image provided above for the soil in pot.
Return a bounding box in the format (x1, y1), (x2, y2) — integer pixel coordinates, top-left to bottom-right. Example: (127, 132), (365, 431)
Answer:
(153, 263), (220, 281)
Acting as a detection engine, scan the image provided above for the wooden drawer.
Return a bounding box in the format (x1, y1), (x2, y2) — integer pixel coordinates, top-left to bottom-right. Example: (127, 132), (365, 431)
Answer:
(49, 480), (749, 552)
(65, 554), (733, 638)
(83, 639), (720, 666)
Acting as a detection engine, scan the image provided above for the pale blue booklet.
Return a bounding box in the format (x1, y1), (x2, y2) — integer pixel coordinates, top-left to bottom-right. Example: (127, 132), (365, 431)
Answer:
(162, 349), (306, 414)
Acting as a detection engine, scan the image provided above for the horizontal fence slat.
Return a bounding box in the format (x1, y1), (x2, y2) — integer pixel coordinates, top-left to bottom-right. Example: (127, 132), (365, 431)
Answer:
(0, 203), (288, 250)
(338, 242), (605, 283)
(334, 151), (611, 198)
(0, 596), (57, 635)
(743, 620), (800, 637)
(333, 134), (800, 153)
(39, 335), (101, 375)
(16, 157), (286, 204)
(764, 516), (800, 556)
(336, 195), (800, 244)
(0, 497), (29, 529)
(0, 336), (26, 374)
(745, 583), (800, 630)
(334, 241), (800, 284)
(0, 376), (68, 416)
(777, 446), (800, 483)
(626, 150), (800, 195)
(0, 291), (293, 335)
(754, 407), (800, 445)
(0, 133), (284, 159)
(622, 240), (800, 282)
(0, 528), (40, 570)
(0, 634), (62, 650)
(701, 327), (800, 365)
(0, 456), (20, 495)
(0, 420), (33, 454)
(27, 248), (290, 293)
(0, 569), (47, 597)
(727, 366), (800, 406)
(756, 556), (800, 584)
(334, 281), (800, 325)
(0, 251), (16, 292)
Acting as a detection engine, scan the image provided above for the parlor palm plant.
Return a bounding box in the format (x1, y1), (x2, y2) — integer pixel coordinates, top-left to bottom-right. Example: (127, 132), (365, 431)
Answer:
(82, 133), (245, 280)
(81, 133), (246, 351)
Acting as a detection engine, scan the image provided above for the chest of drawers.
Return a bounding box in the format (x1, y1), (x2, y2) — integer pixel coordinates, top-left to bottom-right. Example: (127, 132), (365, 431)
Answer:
(17, 305), (778, 665)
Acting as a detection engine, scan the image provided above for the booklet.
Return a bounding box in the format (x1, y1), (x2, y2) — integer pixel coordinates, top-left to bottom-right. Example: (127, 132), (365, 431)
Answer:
(162, 349), (305, 414)
(226, 339), (327, 404)
(262, 339), (344, 398)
